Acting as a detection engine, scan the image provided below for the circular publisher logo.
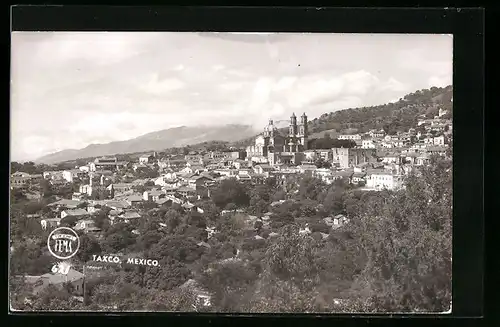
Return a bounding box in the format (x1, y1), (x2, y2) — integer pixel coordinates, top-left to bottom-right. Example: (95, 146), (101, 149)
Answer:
(47, 227), (80, 260)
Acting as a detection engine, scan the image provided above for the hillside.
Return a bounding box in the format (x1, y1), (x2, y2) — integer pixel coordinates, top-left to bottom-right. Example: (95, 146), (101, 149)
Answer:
(35, 124), (259, 164)
(232, 85), (452, 147)
(34, 85), (452, 165)
(308, 85), (453, 135)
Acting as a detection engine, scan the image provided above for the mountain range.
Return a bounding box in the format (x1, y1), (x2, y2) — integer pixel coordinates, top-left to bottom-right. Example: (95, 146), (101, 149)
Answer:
(34, 85), (452, 165)
(35, 125), (260, 164)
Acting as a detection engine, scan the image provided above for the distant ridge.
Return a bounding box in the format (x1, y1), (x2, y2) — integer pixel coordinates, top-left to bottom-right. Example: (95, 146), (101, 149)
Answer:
(34, 85), (452, 165)
(35, 124), (259, 164)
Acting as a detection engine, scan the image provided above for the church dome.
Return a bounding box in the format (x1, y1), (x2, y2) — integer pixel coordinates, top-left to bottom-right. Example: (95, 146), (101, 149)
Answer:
(264, 119), (279, 133)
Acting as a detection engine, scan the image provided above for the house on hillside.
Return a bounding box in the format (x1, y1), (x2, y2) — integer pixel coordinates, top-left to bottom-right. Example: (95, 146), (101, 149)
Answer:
(361, 139), (376, 149)
(181, 201), (198, 212)
(433, 135), (446, 146)
(118, 211), (142, 223)
(179, 165), (205, 175)
(297, 164), (318, 175)
(424, 146), (447, 156)
(416, 154), (431, 166)
(187, 175), (215, 190)
(71, 193), (85, 201)
(351, 171), (367, 185)
(47, 199), (83, 210)
(74, 219), (101, 234)
(61, 208), (90, 220)
(380, 152), (402, 165)
(365, 170), (403, 190)
(10, 172), (32, 188)
(103, 200), (130, 211)
(125, 195), (143, 207)
(40, 218), (61, 230)
(139, 153), (156, 164)
(62, 169), (86, 183)
(22, 268), (84, 296)
(331, 170), (354, 183)
(338, 134), (361, 140)
(253, 164), (274, 175)
(43, 171), (64, 180)
(143, 189), (165, 202)
(132, 163), (148, 172)
(89, 157), (128, 172)
(154, 173), (179, 187)
(369, 130), (386, 138)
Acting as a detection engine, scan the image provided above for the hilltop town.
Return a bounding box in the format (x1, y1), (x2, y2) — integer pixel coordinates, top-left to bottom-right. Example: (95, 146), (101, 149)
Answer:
(10, 97), (452, 312)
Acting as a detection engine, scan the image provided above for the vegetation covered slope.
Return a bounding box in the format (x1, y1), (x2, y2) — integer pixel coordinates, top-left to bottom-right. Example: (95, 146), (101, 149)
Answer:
(10, 156), (452, 312)
(233, 85), (452, 148)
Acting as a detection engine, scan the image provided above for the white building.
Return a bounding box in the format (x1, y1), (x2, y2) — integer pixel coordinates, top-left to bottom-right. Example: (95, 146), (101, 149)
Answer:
(361, 139), (376, 149)
(62, 169), (85, 183)
(433, 135), (445, 146)
(41, 218), (61, 230)
(338, 134), (361, 140)
(139, 154), (155, 164)
(366, 171), (403, 190)
(438, 108), (448, 117)
(79, 166), (90, 172)
(423, 137), (434, 145)
(313, 168), (334, 184)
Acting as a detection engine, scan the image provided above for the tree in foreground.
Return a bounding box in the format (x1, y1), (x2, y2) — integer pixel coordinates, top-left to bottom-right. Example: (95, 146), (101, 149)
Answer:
(346, 157), (452, 312)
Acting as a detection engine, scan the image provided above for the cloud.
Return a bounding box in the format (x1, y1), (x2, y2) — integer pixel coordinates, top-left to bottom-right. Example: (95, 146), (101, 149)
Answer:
(428, 75), (452, 88)
(213, 65), (225, 71)
(172, 64), (185, 71)
(139, 74), (185, 95)
(10, 32), (453, 161)
(379, 77), (408, 92)
(219, 82), (245, 91)
(25, 32), (159, 66)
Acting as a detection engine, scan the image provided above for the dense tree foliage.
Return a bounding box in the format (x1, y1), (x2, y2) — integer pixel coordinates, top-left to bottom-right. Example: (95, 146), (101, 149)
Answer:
(211, 179), (250, 209)
(308, 138), (357, 150)
(10, 86), (452, 312)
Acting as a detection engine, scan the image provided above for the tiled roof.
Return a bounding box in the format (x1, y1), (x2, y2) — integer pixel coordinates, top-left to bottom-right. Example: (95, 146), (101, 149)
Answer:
(156, 198), (171, 205)
(190, 175), (214, 181)
(43, 218), (61, 222)
(121, 211), (141, 219)
(104, 200), (130, 209)
(62, 208), (90, 216)
(126, 195), (143, 202)
(177, 186), (196, 193)
(48, 199), (82, 207)
(366, 169), (392, 176)
(182, 202), (195, 209)
(332, 171), (354, 177)
(148, 189), (164, 196)
(28, 268), (85, 286)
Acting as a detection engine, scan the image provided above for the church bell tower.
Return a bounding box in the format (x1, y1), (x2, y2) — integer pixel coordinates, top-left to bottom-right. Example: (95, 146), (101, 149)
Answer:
(298, 112), (308, 150)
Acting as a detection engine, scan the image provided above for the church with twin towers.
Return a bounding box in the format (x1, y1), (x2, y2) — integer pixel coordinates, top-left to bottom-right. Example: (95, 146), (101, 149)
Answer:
(246, 112), (309, 166)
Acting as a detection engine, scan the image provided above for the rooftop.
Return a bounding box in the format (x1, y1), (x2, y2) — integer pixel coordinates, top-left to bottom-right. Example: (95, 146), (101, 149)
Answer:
(48, 199), (82, 207)
(126, 195), (144, 202)
(25, 268), (85, 288)
(62, 208), (90, 216)
(121, 211), (141, 219)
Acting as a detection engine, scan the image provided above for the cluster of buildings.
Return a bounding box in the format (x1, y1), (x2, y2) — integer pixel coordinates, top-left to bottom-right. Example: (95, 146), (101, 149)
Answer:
(243, 110), (451, 191)
(11, 109), (452, 235)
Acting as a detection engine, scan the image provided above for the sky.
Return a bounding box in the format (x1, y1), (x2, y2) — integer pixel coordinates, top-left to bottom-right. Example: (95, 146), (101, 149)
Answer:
(10, 32), (452, 162)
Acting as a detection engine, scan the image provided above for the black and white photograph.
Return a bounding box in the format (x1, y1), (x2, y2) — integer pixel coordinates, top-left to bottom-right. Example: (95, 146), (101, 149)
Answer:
(9, 32), (453, 313)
